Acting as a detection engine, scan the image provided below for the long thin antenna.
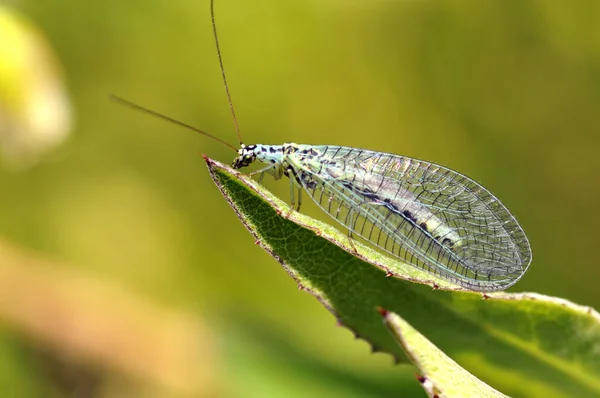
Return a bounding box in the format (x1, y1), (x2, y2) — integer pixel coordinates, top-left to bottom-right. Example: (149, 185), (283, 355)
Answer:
(210, 0), (243, 145)
(111, 95), (238, 152)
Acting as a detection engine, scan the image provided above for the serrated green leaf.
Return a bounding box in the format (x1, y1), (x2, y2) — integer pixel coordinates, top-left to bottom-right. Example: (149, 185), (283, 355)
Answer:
(379, 307), (507, 398)
(206, 157), (600, 398)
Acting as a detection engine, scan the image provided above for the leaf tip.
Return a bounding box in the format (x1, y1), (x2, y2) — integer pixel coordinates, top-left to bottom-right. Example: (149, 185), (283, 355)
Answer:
(376, 306), (389, 317)
(416, 375), (441, 398)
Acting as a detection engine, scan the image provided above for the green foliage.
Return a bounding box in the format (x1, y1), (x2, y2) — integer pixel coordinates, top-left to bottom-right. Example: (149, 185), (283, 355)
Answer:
(4, 1), (600, 395)
(379, 308), (506, 397)
(207, 157), (600, 398)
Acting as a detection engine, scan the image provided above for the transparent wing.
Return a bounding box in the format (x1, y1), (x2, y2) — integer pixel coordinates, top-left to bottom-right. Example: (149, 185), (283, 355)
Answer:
(291, 145), (531, 291)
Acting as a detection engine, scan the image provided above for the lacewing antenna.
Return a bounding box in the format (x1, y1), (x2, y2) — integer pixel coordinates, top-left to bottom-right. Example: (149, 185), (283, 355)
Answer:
(111, 0), (244, 152)
(111, 95), (237, 152)
(211, 0), (243, 146)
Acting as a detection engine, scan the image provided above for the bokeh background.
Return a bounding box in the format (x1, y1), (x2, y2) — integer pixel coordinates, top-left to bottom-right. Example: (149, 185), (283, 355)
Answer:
(1, 0), (599, 397)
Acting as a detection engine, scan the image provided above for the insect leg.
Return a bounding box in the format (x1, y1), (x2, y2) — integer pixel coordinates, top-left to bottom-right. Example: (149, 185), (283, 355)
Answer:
(296, 186), (302, 212)
(254, 165), (278, 184)
(284, 176), (296, 218)
(282, 165), (304, 217)
(249, 163), (277, 177)
(346, 230), (359, 254)
(345, 208), (360, 254)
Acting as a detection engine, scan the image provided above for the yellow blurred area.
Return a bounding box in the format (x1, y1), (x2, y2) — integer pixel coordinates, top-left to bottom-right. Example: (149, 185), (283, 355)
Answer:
(0, 241), (217, 396)
(0, 0), (599, 397)
(0, 6), (71, 168)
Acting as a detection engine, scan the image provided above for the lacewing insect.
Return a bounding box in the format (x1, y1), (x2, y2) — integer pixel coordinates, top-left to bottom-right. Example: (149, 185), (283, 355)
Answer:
(114, 0), (532, 292)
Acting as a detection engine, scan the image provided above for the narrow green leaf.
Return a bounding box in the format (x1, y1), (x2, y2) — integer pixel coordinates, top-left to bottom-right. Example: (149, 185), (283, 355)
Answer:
(206, 157), (600, 398)
(379, 307), (507, 398)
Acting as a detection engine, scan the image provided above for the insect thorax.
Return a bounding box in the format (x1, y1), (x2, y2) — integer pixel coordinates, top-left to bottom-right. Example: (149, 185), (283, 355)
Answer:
(231, 143), (323, 187)
(232, 143), (301, 170)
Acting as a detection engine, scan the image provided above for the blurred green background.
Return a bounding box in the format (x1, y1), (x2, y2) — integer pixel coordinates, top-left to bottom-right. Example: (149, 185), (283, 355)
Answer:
(1, 0), (599, 397)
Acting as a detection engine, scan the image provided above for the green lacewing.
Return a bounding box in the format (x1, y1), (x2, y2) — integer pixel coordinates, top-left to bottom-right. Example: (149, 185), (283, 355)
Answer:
(114, 0), (532, 292)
